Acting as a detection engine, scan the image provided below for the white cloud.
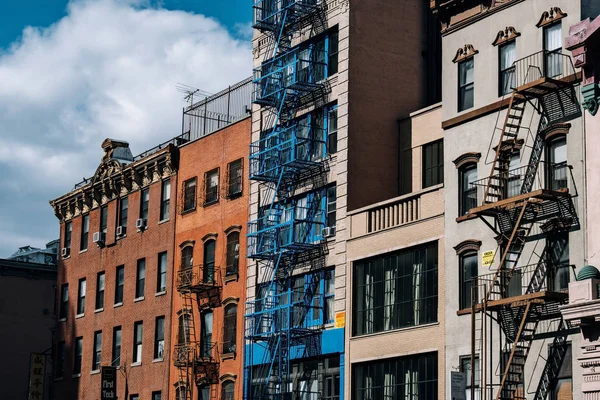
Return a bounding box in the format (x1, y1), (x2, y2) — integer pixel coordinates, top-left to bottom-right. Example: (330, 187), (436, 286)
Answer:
(0, 0), (252, 256)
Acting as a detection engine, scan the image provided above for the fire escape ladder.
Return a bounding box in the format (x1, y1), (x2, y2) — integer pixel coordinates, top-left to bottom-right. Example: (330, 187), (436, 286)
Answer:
(484, 93), (526, 204)
(177, 289), (198, 400)
(496, 301), (539, 400)
(533, 318), (570, 400)
(526, 245), (550, 294)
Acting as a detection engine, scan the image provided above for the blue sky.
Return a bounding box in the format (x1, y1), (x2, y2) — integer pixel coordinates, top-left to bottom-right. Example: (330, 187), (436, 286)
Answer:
(0, 0), (253, 257)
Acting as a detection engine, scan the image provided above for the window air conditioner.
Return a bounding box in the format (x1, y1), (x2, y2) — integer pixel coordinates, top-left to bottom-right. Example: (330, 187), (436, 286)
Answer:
(321, 226), (336, 238)
(93, 232), (106, 248)
(116, 226), (126, 237)
(136, 218), (147, 232)
(61, 247), (70, 258)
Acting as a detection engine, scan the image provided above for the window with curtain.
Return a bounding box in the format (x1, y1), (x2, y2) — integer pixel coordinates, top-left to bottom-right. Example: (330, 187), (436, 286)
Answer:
(182, 178), (197, 212)
(458, 58), (474, 111)
(460, 252), (478, 310)
(223, 304), (237, 354)
(181, 246), (193, 270)
(499, 41), (516, 95)
(228, 159), (243, 197)
(461, 357), (481, 400)
(178, 313), (191, 345)
(205, 168), (219, 204)
(353, 352), (438, 400)
(459, 164), (478, 215)
(546, 136), (567, 191)
(544, 23), (563, 78)
(204, 240), (216, 283)
(353, 242), (438, 336)
(226, 232), (240, 276)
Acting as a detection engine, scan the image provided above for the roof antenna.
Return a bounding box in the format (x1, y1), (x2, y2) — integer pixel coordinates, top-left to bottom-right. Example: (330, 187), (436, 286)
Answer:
(176, 83), (212, 106)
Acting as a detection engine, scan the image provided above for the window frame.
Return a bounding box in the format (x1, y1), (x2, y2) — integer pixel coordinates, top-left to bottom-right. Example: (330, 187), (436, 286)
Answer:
(460, 355), (481, 400)
(92, 330), (102, 371)
(458, 58), (475, 112)
(154, 316), (165, 360)
(112, 326), (122, 367)
(543, 22), (563, 78)
(118, 196), (129, 231)
(459, 251), (479, 310)
(133, 321), (143, 364)
(326, 104), (338, 154)
(64, 221), (72, 250)
(223, 304), (238, 354)
(73, 337), (83, 375)
(100, 206), (108, 234)
(140, 188), (150, 221)
(157, 251), (167, 293)
(459, 163), (478, 215)
(326, 185), (337, 229)
(59, 283), (69, 320)
(204, 168), (220, 205)
(181, 246), (193, 270)
(160, 179), (171, 221)
(498, 41), (516, 96)
(77, 278), (86, 316)
(422, 139), (444, 188)
(182, 177), (197, 212)
(546, 135), (567, 191)
(96, 272), (105, 311)
(222, 381), (235, 400)
(135, 258), (146, 299)
(227, 159), (244, 198)
(115, 265), (124, 305)
(226, 232), (240, 276)
(204, 239), (216, 283)
(80, 214), (89, 251)
(56, 341), (65, 378)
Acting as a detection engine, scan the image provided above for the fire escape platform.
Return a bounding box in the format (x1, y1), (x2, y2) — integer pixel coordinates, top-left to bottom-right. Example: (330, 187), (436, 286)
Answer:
(468, 188), (569, 217)
(516, 77), (575, 98)
(459, 291), (568, 314)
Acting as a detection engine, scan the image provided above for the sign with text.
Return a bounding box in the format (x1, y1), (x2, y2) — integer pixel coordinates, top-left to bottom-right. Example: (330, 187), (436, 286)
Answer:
(101, 366), (117, 400)
(28, 353), (45, 400)
(335, 311), (345, 328)
(482, 250), (496, 268)
(450, 371), (466, 400)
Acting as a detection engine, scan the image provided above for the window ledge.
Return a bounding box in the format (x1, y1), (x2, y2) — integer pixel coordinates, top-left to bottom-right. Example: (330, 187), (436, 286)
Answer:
(155, 291), (167, 297)
(226, 192), (243, 200)
(456, 213), (478, 223)
(72, 373), (81, 379)
(58, 318), (67, 323)
(63, 255), (71, 260)
(79, 249), (88, 254)
(181, 208), (197, 216)
(134, 296), (145, 303)
(351, 321), (441, 340)
(152, 358), (164, 363)
(90, 369), (101, 375)
(116, 234), (127, 240)
(94, 308), (104, 314)
(131, 362), (142, 367)
(114, 302), (123, 308)
(224, 273), (239, 283)
(203, 200), (219, 207)
(75, 313), (85, 319)
(221, 352), (236, 361)
(158, 219), (170, 225)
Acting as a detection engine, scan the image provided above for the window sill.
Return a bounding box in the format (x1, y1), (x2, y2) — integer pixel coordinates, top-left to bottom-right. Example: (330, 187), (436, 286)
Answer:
(90, 369), (101, 375)
(134, 296), (145, 303)
(203, 200), (219, 207)
(457, 308), (473, 316)
(152, 358), (164, 363)
(158, 219), (170, 225)
(226, 192), (243, 200)
(79, 249), (88, 254)
(63, 255), (71, 260)
(456, 213), (477, 223)
(131, 362), (142, 367)
(72, 373), (81, 379)
(221, 352), (236, 361)
(75, 313), (84, 319)
(116, 234), (127, 240)
(155, 291), (167, 297)
(114, 302), (123, 308)
(59, 318), (67, 323)
(224, 273), (238, 283)
(351, 321), (440, 340)
(94, 308), (104, 314)
(181, 208), (197, 216)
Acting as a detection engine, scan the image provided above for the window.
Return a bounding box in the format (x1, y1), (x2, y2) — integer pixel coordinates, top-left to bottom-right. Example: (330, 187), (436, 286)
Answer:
(223, 304), (237, 354)
(73, 337), (83, 374)
(182, 178), (196, 212)
(64, 221), (72, 251)
(176, 386), (188, 400)
(327, 105), (338, 154)
(152, 392), (162, 400)
(551, 344), (572, 400)
(205, 168), (219, 204)
(157, 252), (167, 293)
(160, 179), (171, 221)
(326, 185), (337, 229)
(461, 356), (481, 400)
(458, 58), (474, 111)
(56, 341), (65, 378)
(140, 188), (150, 221)
(92, 331), (102, 371)
(228, 159), (243, 197)
(547, 136), (567, 191)
(506, 152), (521, 198)
(133, 321), (143, 364)
(112, 326), (122, 367)
(130, 395), (139, 400)
(353, 352), (438, 400)
(226, 232), (240, 276)
(115, 265), (124, 305)
(59, 284), (68, 320)
(80, 215), (89, 251)
(155, 316), (165, 359)
(353, 242), (438, 336)
(77, 278), (86, 316)
(118, 196), (128, 231)
(178, 312), (191, 345)
(136, 258), (146, 299)
(222, 381), (235, 400)
(544, 23), (563, 78)
(328, 29), (339, 76)
(96, 272), (105, 310)
(547, 231), (570, 291)
(201, 310), (213, 357)
(324, 270), (335, 324)
(199, 386), (210, 400)
(100, 206), (108, 234)
(499, 41), (516, 95)
(181, 246), (193, 270)
(459, 164), (477, 215)
(423, 140), (444, 188)
(460, 252), (478, 310)
(204, 240), (216, 283)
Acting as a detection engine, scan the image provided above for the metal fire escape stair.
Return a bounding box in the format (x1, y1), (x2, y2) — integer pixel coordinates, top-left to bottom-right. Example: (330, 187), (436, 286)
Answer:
(533, 318), (570, 400)
(176, 288), (198, 400)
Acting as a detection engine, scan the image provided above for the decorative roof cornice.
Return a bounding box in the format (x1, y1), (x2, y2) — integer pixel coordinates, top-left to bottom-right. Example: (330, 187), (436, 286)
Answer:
(492, 26), (521, 46)
(452, 44), (479, 63)
(453, 152), (481, 169)
(454, 239), (482, 255)
(536, 7), (567, 28)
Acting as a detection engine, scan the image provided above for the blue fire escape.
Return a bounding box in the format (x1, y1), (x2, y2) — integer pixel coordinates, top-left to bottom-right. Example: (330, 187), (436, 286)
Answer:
(245, 1), (330, 399)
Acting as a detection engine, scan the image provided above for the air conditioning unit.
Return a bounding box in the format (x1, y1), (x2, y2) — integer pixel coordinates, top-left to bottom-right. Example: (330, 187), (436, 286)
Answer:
(61, 247), (70, 258)
(116, 226), (126, 237)
(93, 232), (106, 248)
(136, 218), (147, 232)
(322, 226), (336, 238)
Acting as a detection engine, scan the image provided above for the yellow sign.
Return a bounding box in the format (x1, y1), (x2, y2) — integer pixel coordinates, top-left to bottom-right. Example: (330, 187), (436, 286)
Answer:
(28, 353), (45, 400)
(482, 250), (496, 267)
(335, 311), (345, 328)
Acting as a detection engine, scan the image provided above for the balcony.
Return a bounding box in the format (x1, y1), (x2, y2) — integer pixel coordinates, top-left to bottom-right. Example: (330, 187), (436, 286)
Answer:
(249, 121), (326, 182)
(512, 50), (577, 97)
(177, 265), (222, 294)
(253, 0), (320, 32)
(194, 341), (219, 386)
(173, 341), (198, 368)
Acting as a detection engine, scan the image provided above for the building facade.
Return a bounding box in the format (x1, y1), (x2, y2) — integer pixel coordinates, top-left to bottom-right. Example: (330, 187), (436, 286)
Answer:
(50, 138), (179, 400)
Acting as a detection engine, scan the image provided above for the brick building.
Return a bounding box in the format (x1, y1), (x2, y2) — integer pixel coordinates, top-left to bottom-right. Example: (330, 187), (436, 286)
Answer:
(50, 138), (179, 400)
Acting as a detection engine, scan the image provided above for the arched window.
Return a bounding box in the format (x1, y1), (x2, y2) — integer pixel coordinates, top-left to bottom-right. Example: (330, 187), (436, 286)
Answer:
(222, 381), (235, 400)
(175, 384), (187, 400)
(204, 240), (216, 283)
(459, 251), (478, 310)
(459, 163), (477, 215)
(226, 232), (240, 276)
(201, 310), (213, 358)
(181, 246), (193, 270)
(177, 312), (191, 345)
(223, 304), (237, 354)
(198, 385), (210, 400)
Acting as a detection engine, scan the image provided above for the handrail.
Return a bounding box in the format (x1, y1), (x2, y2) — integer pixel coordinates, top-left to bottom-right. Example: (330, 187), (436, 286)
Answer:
(176, 265), (221, 291)
(512, 50), (576, 89)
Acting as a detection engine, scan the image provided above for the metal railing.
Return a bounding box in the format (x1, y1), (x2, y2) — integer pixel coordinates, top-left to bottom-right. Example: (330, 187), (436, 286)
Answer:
(512, 50), (576, 89)
(176, 265), (221, 292)
(253, 0), (320, 31)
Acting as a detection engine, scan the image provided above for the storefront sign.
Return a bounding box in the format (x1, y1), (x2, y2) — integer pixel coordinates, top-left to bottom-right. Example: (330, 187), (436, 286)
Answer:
(101, 366), (117, 399)
(28, 353), (45, 400)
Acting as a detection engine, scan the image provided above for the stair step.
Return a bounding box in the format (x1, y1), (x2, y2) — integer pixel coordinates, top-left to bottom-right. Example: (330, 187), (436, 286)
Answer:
(505, 123), (521, 130)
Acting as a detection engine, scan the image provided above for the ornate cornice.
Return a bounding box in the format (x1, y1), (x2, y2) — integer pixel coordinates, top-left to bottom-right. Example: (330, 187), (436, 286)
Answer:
(452, 44), (479, 63)
(201, 232), (218, 243)
(492, 26), (521, 46)
(179, 240), (196, 249)
(453, 152), (481, 169)
(536, 7), (567, 28)
(219, 373), (237, 383)
(541, 122), (572, 141)
(222, 297), (240, 306)
(454, 239), (482, 255)
(224, 225), (242, 235)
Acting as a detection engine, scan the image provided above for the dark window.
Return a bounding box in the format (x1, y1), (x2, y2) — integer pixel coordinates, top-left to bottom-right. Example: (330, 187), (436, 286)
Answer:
(458, 58), (474, 112)
(115, 265), (124, 304)
(92, 330), (102, 371)
(59, 283), (68, 320)
(136, 258), (146, 299)
(547, 136), (567, 191)
(459, 164), (477, 215)
(64, 221), (72, 250)
(80, 215), (89, 251)
(160, 179), (171, 221)
(460, 252), (478, 310)
(118, 196), (128, 231)
(181, 246), (193, 270)
(327, 105), (338, 154)
(204, 240), (216, 283)
(226, 232), (240, 276)
(423, 140), (444, 188)
(133, 321), (143, 364)
(130, 395), (139, 400)
(201, 310), (213, 357)
(96, 272), (105, 310)
(353, 242), (438, 336)
(544, 23), (563, 78)
(199, 386), (210, 400)
(460, 356), (481, 400)
(328, 29), (339, 76)
(152, 392), (162, 400)
(183, 178), (197, 212)
(228, 159), (243, 197)
(547, 231), (570, 291)
(223, 304), (237, 354)
(140, 188), (150, 221)
(551, 344), (572, 400)
(100, 206), (108, 234)
(327, 185), (337, 229)
(77, 278), (86, 315)
(222, 381), (235, 400)
(73, 337), (83, 374)
(205, 168), (219, 204)
(324, 270), (335, 324)
(56, 341), (65, 378)
(155, 316), (165, 359)
(499, 41), (516, 95)
(178, 313), (191, 345)
(157, 251), (167, 293)
(176, 387), (187, 400)
(353, 352), (438, 400)
(112, 326), (122, 367)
